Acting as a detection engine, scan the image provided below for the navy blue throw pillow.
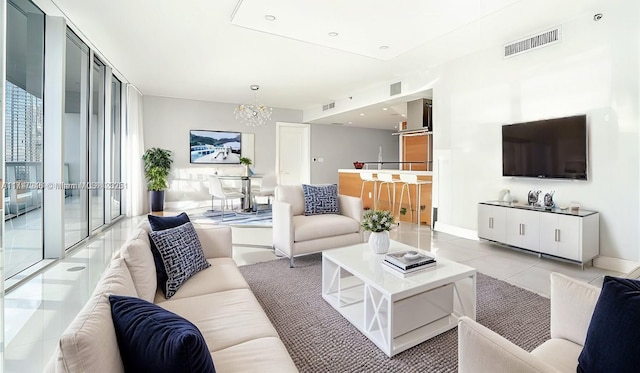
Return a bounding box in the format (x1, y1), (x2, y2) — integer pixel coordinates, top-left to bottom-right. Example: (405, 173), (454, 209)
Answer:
(109, 295), (215, 373)
(148, 212), (190, 231)
(577, 276), (640, 373)
(147, 212), (191, 297)
(302, 184), (339, 215)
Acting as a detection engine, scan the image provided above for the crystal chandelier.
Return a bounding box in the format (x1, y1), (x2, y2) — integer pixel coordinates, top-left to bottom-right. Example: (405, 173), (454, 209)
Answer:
(234, 85), (273, 127)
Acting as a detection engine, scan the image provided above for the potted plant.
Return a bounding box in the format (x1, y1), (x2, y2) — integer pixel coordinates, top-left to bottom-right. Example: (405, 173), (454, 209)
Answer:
(239, 156), (252, 176)
(142, 147), (173, 212)
(361, 210), (395, 254)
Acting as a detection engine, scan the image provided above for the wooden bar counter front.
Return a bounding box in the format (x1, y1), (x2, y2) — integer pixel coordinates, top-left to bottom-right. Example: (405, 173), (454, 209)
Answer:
(338, 169), (432, 226)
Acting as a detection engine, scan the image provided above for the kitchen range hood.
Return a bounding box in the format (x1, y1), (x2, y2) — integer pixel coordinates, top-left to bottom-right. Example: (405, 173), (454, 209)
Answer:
(406, 98), (433, 131)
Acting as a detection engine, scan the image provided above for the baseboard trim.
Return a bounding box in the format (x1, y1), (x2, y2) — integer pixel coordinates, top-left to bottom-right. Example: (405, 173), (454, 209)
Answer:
(432, 223), (640, 274)
(593, 256), (640, 274)
(433, 222), (478, 241)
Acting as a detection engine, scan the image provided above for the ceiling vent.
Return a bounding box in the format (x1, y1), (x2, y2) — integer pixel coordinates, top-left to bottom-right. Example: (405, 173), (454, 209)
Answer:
(322, 102), (335, 111)
(390, 82), (402, 96)
(504, 27), (561, 58)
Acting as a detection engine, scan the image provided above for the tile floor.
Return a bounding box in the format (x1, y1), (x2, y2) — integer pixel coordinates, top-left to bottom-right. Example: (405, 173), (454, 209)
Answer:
(3, 210), (622, 372)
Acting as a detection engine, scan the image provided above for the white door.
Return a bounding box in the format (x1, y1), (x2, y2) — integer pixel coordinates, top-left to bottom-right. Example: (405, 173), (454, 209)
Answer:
(276, 122), (310, 185)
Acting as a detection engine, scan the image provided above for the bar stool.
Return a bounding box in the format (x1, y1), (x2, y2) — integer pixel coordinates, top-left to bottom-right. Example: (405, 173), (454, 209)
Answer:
(360, 172), (379, 210)
(397, 174), (432, 225)
(377, 173), (401, 212)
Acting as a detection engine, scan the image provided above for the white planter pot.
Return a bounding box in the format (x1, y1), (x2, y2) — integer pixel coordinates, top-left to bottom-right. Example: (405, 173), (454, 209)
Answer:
(368, 231), (390, 254)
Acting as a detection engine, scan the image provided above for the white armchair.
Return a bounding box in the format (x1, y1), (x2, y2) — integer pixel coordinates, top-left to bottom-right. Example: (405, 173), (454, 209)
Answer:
(272, 185), (363, 267)
(458, 272), (600, 373)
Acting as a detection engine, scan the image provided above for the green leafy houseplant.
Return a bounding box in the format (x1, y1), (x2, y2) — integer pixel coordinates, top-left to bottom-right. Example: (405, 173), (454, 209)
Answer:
(142, 148), (172, 212)
(239, 157), (252, 166)
(362, 210), (395, 232)
(142, 148), (173, 191)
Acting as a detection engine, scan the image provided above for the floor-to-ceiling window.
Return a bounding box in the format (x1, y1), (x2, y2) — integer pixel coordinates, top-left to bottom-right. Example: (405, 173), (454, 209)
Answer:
(63, 29), (89, 249)
(4, 0), (45, 279)
(110, 76), (122, 220)
(90, 58), (105, 231)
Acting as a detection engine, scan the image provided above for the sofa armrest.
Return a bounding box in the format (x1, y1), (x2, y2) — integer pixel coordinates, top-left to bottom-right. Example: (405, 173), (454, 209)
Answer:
(272, 200), (294, 256)
(192, 223), (232, 259)
(338, 194), (363, 223)
(549, 272), (600, 346)
(458, 317), (560, 373)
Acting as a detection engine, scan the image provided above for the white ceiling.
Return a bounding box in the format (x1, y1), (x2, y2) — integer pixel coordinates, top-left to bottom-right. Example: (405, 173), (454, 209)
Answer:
(46, 0), (600, 129)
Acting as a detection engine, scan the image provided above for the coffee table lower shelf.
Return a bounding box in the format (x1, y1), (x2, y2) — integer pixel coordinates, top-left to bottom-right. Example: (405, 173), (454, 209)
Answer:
(322, 253), (476, 357)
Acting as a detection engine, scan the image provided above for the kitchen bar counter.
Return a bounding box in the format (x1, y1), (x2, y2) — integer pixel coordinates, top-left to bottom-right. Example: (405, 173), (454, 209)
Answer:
(338, 169), (432, 226)
(338, 169), (432, 175)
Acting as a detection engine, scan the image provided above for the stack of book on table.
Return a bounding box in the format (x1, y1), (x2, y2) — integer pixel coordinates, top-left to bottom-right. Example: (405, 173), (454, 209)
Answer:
(382, 250), (437, 278)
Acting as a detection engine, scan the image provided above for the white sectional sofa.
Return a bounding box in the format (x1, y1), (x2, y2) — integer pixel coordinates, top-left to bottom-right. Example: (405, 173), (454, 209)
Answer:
(46, 220), (298, 373)
(272, 184), (363, 267)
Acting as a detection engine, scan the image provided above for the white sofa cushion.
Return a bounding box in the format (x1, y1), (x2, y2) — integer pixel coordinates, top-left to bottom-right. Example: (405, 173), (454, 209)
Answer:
(120, 228), (156, 302)
(550, 272), (600, 345)
(154, 258), (250, 304)
(211, 337), (298, 373)
(293, 214), (360, 242)
(531, 339), (582, 373)
(53, 258), (137, 373)
(275, 184), (305, 216)
(159, 288), (280, 352)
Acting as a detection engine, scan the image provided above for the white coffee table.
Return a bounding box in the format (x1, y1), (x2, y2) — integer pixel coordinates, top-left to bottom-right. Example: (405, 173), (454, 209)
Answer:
(322, 240), (476, 357)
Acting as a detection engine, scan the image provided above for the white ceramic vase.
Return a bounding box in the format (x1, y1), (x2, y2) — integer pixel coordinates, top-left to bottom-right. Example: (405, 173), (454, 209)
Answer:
(369, 231), (390, 254)
(502, 189), (513, 203)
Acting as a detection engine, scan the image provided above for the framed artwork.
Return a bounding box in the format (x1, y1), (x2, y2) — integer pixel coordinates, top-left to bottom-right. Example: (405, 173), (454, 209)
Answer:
(190, 130), (241, 164)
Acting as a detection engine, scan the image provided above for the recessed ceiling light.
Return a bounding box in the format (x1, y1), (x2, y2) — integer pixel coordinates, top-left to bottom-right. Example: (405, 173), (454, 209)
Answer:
(328, 32), (339, 37)
(382, 108), (388, 111)
(379, 45), (389, 50)
(360, 113), (365, 116)
(265, 15), (276, 21)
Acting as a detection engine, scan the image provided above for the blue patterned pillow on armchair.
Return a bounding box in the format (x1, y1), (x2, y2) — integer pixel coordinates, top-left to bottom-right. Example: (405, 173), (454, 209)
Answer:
(302, 184), (339, 215)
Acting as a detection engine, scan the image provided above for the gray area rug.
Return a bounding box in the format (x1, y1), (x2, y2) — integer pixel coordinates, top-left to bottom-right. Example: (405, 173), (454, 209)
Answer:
(239, 253), (550, 373)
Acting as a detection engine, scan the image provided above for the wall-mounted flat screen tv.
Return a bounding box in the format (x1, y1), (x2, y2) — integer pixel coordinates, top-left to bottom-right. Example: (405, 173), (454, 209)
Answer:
(502, 115), (587, 180)
(190, 130), (242, 164)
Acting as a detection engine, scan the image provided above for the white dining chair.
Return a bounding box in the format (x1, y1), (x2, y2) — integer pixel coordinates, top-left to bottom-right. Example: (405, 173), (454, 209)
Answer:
(209, 176), (244, 220)
(251, 173), (277, 212)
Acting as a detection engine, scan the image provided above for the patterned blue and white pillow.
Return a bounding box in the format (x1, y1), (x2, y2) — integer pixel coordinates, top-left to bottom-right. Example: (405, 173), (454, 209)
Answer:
(302, 184), (339, 216)
(149, 222), (210, 298)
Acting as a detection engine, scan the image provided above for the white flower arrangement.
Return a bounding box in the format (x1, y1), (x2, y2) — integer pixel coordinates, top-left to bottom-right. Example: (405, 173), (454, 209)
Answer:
(361, 210), (395, 232)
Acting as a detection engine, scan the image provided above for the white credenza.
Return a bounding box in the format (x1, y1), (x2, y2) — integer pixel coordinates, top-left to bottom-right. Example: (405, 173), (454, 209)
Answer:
(478, 201), (599, 264)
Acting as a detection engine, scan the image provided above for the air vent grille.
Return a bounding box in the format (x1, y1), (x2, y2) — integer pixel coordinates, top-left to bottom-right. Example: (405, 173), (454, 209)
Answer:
(390, 82), (402, 96)
(322, 102), (335, 111)
(504, 27), (561, 58)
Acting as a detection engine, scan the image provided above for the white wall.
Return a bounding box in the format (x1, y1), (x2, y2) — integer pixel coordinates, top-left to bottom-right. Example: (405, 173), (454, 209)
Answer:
(143, 96), (302, 203)
(143, 96), (398, 203)
(310, 124), (399, 184)
(433, 1), (639, 261)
